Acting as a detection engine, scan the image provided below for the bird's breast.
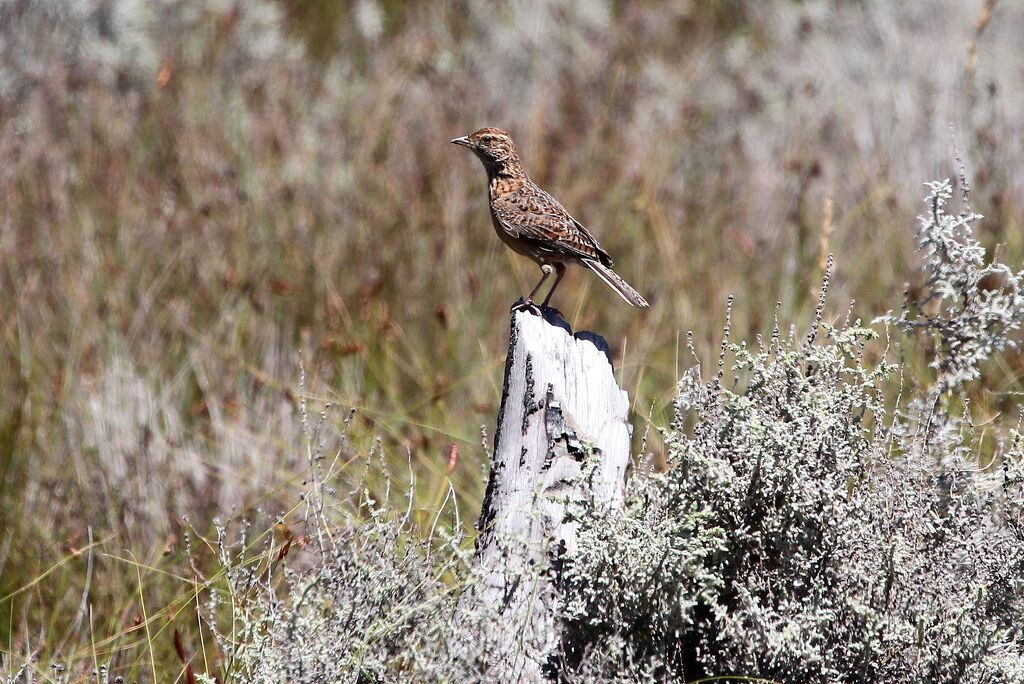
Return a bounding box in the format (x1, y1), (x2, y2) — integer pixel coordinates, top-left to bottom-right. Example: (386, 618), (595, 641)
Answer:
(489, 176), (518, 197)
(488, 205), (533, 256)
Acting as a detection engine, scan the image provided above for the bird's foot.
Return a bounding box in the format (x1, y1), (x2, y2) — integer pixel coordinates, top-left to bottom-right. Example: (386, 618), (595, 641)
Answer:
(511, 298), (543, 316)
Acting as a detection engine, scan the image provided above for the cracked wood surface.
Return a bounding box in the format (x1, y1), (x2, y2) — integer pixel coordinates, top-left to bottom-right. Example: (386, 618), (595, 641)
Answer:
(471, 309), (632, 682)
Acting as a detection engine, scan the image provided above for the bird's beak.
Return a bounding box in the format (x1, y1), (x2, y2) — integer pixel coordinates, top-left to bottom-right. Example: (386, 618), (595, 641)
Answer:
(450, 136), (473, 148)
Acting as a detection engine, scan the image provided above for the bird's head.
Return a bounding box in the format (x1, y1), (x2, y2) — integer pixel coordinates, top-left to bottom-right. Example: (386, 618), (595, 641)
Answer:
(450, 127), (523, 176)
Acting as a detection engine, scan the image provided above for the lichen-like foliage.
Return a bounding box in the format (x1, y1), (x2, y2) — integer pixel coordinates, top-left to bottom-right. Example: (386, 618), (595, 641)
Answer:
(561, 185), (1024, 682)
(204, 508), (480, 683)
(181, 179), (1024, 684)
(193, 391), (547, 683)
(882, 179), (1024, 394)
(565, 323), (1023, 682)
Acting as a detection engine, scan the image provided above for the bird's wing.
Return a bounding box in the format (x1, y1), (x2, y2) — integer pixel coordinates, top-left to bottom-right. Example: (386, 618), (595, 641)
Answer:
(492, 183), (613, 265)
(568, 216), (613, 266)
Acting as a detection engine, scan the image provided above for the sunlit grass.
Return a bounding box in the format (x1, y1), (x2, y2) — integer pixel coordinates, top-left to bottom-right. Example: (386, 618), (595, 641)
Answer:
(2, 0), (1023, 679)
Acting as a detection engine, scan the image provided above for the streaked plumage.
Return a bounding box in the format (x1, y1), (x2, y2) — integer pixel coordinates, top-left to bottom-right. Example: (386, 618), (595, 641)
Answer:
(451, 127), (648, 311)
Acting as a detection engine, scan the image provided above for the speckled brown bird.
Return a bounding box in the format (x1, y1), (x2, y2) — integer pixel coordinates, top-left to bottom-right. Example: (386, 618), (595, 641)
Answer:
(451, 127), (648, 312)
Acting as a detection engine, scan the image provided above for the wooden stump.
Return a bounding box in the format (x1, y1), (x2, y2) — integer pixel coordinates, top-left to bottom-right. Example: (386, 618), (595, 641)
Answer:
(472, 309), (632, 682)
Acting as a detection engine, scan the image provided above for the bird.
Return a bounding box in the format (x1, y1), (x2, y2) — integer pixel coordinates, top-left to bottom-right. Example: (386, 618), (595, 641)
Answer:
(450, 127), (648, 313)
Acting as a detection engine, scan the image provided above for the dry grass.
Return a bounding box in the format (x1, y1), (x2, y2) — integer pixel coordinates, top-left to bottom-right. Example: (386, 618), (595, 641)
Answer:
(2, 0), (1023, 679)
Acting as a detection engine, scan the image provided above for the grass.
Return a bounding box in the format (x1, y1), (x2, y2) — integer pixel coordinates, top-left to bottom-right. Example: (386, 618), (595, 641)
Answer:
(2, 0), (1023, 680)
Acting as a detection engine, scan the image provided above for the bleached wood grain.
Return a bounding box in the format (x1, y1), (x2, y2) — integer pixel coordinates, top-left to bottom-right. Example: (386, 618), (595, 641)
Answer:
(471, 309), (631, 682)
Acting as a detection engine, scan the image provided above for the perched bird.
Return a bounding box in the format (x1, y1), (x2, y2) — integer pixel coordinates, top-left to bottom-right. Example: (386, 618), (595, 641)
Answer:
(451, 127), (648, 313)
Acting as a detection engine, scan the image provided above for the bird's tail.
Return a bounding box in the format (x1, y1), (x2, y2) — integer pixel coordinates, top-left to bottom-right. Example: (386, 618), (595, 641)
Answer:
(582, 259), (649, 308)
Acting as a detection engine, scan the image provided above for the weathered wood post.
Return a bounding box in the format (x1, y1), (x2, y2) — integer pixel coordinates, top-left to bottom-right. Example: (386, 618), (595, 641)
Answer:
(472, 309), (632, 681)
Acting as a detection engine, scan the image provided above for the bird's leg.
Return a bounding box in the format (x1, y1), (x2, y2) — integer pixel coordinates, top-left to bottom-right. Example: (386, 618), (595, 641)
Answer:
(511, 264), (553, 315)
(526, 264), (554, 301)
(540, 263), (566, 313)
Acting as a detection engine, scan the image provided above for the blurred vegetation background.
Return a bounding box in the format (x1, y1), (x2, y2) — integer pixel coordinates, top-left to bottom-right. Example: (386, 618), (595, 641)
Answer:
(1, 0), (1023, 678)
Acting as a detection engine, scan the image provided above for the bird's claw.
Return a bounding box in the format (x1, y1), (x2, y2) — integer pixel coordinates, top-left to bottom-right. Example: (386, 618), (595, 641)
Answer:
(511, 298), (543, 316)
